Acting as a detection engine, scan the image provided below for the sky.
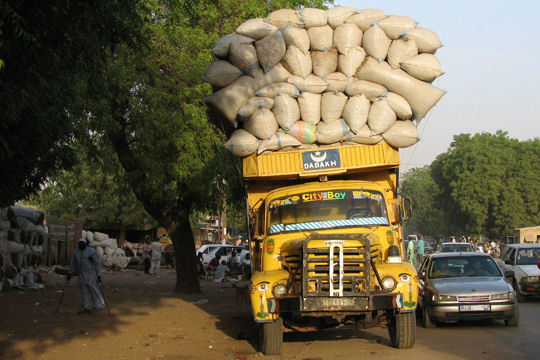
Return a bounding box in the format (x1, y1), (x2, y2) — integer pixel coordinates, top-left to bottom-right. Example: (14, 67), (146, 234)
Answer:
(337, 0), (540, 172)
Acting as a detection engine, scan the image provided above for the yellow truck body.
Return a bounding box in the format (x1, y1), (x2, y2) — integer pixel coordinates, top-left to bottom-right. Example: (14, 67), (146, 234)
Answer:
(243, 142), (418, 354)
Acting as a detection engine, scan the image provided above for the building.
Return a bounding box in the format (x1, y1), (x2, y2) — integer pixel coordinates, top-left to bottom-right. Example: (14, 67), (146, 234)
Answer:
(513, 226), (540, 244)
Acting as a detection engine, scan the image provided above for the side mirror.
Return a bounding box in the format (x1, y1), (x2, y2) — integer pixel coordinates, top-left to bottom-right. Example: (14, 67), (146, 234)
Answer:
(504, 259), (513, 265)
(399, 197), (412, 222)
(420, 270), (426, 279)
(504, 270), (515, 278)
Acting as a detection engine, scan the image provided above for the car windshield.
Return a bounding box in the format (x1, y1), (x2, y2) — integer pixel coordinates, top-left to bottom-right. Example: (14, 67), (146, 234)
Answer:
(441, 243), (474, 252)
(429, 256), (501, 279)
(516, 248), (540, 265)
(267, 189), (389, 234)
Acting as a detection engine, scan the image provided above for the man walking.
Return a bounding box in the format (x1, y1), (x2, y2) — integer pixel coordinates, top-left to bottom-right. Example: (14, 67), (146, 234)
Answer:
(68, 238), (105, 314)
(149, 238), (162, 275)
(417, 236), (425, 265)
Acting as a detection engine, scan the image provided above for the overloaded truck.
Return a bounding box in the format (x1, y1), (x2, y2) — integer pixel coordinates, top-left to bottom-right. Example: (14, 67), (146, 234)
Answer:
(243, 142), (418, 354)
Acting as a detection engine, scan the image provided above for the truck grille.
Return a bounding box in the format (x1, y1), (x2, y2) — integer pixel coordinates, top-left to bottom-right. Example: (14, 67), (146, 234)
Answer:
(302, 234), (370, 297)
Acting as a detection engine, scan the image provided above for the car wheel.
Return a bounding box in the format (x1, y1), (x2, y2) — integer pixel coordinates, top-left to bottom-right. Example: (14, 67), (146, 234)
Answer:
(422, 305), (436, 328)
(505, 305), (519, 327)
(513, 279), (525, 302)
(260, 317), (283, 355)
(387, 311), (416, 349)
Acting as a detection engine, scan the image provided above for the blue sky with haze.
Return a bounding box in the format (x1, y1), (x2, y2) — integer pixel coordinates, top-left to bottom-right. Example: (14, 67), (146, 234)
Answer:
(336, 0), (540, 172)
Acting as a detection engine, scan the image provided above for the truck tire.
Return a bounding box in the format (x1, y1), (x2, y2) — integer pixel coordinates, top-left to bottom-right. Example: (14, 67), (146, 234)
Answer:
(260, 317), (283, 355)
(422, 305), (436, 328)
(513, 279), (525, 302)
(505, 306), (519, 327)
(388, 311), (416, 349)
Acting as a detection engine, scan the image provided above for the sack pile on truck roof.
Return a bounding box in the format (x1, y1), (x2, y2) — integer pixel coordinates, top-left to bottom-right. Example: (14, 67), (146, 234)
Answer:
(204, 6), (446, 157)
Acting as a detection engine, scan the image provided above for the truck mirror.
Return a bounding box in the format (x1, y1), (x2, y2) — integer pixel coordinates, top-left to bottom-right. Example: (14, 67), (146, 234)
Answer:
(388, 199), (400, 224)
(400, 197), (412, 222)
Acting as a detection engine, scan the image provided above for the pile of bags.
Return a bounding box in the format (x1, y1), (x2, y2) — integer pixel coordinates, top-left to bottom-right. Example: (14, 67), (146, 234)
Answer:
(83, 230), (130, 269)
(204, 6), (445, 157)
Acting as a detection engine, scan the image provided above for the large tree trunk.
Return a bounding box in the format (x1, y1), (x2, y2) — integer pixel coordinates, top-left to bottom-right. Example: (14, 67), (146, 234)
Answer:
(169, 207), (201, 293)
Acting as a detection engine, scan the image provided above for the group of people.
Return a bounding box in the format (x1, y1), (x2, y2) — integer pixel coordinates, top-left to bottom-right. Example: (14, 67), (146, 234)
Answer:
(198, 248), (251, 283)
(406, 236), (425, 267)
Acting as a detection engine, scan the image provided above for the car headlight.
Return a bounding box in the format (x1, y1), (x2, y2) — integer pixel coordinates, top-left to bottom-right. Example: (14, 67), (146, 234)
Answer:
(522, 276), (540, 283)
(434, 294), (457, 302)
(381, 276), (397, 291)
(272, 284), (287, 297)
(491, 292), (510, 300)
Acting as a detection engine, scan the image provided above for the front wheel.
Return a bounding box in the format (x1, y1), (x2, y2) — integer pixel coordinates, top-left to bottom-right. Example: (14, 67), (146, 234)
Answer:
(505, 306), (519, 327)
(422, 305), (436, 328)
(388, 311), (416, 349)
(260, 317), (283, 355)
(513, 280), (525, 302)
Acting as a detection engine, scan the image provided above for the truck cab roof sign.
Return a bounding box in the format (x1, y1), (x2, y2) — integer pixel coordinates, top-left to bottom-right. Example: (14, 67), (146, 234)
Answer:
(302, 149), (341, 171)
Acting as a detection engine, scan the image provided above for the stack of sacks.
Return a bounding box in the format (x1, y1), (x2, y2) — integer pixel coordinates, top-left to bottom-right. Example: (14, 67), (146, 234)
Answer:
(83, 230), (130, 269)
(204, 6), (445, 157)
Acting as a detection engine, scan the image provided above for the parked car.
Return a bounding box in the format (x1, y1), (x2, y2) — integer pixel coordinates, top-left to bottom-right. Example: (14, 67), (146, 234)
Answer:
(497, 243), (540, 301)
(437, 242), (475, 253)
(418, 252), (518, 328)
(201, 245), (244, 267)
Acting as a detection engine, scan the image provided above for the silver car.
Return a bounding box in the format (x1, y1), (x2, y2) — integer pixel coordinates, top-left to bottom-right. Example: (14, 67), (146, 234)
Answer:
(418, 252), (519, 327)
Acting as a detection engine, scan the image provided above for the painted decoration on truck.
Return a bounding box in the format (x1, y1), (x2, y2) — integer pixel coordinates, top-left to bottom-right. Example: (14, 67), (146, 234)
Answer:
(302, 149), (341, 171)
(268, 217), (389, 234)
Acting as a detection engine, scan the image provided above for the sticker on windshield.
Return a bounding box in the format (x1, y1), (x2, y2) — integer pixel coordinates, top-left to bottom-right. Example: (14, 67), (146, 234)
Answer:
(302, 191), (346, 202)
(353, 191), (382, 201)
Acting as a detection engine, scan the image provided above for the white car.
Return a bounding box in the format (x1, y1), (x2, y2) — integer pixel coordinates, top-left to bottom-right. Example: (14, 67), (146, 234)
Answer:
(200, 245), (244, 266)
(498, 243), (540, 301)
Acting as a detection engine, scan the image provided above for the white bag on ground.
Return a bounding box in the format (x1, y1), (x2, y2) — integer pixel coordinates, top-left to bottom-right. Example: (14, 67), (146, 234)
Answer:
(300, 8), (328, 28)
(324, 72), (351, 92)
(229, 42), (260, 76)
(362, 25), (392, 62)
(224, 129), (261, 157)
(256, 31), (287, 72)
(334, 23), (363, 55)
(386, 92), (412, 119)
(243, 108), (279, 139)
(338, 46), (366, 77)
(273, 94), (300, 130)
(345, 79), (386, 100)
(288, 74), (328, 93)
(378, 15), (417, 40)
(265, 9), (302, 29)
(202, 60), (242, 88)
(104, 247), (114, 256)
(356, 57), (445, 119)
(367, 98), (396, 134)
(342, 124), (383, 144)
(321, 92), (348, 121)
(284, 45), (312, 78)
(238, 97), (275, 118)
(346, 9), (387, 31)
(382, 120), (419, 148)
(327, 6), (356, 29)
(403, 27), (442, 54)
(212, 33), (254, 59)
(400, 53), (443, 82)
(311, 48), (338, 77)
(342, 94), (370, 133)
(236, 18), (278, 40)
(387, 38), (418, 69)
(282, 26), (310, 53)
(298, 92), (321, 124)
(258, 132), (302, 154)
(96, 246), (104, 256)
(86, 231), (94, 242)
(94, 232), (108, 242)
(307, 25), (334, 50)
(316, 118), (350, 144)
(257, 82), (299, 98)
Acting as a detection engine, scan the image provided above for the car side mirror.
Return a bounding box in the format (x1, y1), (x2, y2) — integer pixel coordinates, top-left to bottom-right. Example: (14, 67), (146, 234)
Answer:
(420, 270), (426, 279)
(504, 270), (515, 278)
(504, 259), (513, 265)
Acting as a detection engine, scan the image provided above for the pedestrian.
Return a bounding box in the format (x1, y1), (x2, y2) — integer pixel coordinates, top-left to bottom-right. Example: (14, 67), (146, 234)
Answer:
(164, 244), (174, 268)
(67, 238), (105, 314)
(214, 260), (229, 283)
(149, 238), (162, 275)
(142, 239), (151, 274)
(407, 239), (417, 266)
(417, 236), (425, 265)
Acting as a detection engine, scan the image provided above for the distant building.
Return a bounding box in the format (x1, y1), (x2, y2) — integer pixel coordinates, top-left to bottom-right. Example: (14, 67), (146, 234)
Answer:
(513, 226), (540, 244)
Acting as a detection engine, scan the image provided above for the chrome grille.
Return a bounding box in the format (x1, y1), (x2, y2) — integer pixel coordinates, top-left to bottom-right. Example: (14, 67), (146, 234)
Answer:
(458, 295), (491, 302)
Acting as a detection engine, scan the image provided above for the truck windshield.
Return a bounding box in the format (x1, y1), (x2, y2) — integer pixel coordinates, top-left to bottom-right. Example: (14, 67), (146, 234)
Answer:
(267, 189), (389, 234)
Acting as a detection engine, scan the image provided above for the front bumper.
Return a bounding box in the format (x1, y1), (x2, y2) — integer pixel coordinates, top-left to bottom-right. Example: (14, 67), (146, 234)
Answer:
(429, 301), (517, 322)
(519, 281), (540, 295)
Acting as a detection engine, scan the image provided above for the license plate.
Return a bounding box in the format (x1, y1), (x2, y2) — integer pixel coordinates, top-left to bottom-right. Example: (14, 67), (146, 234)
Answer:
(459, 304), (490, 312)
(324, 240), (344, 246)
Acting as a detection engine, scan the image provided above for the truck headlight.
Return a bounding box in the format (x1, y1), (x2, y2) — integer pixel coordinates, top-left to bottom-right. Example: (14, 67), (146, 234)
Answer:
(381, 276), (397, 291)
(272, 284), (287, 297)
(522, 276), (540, 283)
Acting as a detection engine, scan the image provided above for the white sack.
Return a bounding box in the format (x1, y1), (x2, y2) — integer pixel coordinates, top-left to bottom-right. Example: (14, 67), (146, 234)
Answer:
(244, 108), (279, 139)
(284, 45), (312, 78)
(338, 46), (366, 77)
(224, 129), (261, 157)
(321, 92), (348, 121)
(342, 126), (383, 144)
(324, 72), (351, 92)
(386, 92), (412, 119)
(400, 53), (443, 82)
(326, 6), (356, 29)
(403, 27), (441, 54)
(212, 33), (254, 59)
(378, 15), (417, 40)
(86, 231), (94, 242)
(229, 42), (260, 76)
(265, 9), (302, 29)
(298, 92), (322, 124)
(236, 18), (278, 40)
(346, 9), (387, 31)
(257, 82), (299, 98)
(94, 232), (108, 242)
(362, 25), (391, 62)
(272, 94), (301, 130)
(316, 118), (350, 144)
(258, 132), (302, 154)
(238, 97), (275, 118)
(356, 57), (445, 119)
(367, 98), (396, 134)
(307, 25), (334, 50)
(287, 121), (318, 144)
(8, 241), (24, 254)
(114, 248), (126, 257)
(382, 120), (419, 148)
(342, 95), (370, 134)
(311, 48), (338, 77)
(104, 247), (114, 256)
(345, 79), (386, 100)
(256, 31), (287, 72)
(282, 26), (310, 53)
(334, 23), (363, 55)
(288, 74), (328, 93)
(96, 246), (104, 256)
(300, 8), (328, 28)
(387, 38), (418, 69)
(202, 60), (242, 88)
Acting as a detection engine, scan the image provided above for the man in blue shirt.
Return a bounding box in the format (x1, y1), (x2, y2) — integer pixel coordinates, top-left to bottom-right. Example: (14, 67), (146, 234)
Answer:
(417, 236), (425, 265)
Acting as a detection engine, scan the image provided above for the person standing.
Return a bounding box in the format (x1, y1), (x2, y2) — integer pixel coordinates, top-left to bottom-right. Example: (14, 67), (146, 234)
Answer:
(142, 239), (151, 274)
(68, 238), (105, 314)
(149, 238), (162, 275)
(417, 236), (425, 265)
(407, 239), (417, 267)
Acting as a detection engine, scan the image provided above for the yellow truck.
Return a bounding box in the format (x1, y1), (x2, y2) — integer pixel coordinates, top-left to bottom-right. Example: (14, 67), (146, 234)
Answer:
(243, 142), (418, 355)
